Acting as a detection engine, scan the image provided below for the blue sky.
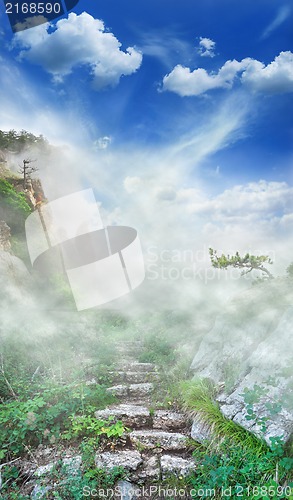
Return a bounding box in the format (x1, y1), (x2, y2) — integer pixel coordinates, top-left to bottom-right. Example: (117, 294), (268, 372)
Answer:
(0, 0), (293, 294)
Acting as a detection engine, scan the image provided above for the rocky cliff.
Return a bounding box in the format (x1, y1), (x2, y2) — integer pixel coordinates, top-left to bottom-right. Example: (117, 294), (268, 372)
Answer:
(190, 279), (293, 446)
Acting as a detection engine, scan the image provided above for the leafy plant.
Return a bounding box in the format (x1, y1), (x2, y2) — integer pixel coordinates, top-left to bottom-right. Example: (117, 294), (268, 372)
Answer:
(84, 465), (126, 487)
(187, 438), (293, 499)
(63, 413), (126, 441)
(241, 384), (283, 434)
(0, 383), (115, 461)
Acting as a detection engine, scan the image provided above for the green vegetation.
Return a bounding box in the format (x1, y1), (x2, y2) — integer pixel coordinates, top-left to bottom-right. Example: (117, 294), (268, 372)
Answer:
(241, 384), (283, 435)
(0, 178), (32, 263)
(139, 332), (176, 365)
(181, 379), (266, 452)
(209, 247), (274, 278)
(1, 459), (127, 500)
(187, 438), (293, 499)
(181, 379), (293, 499)
(0, 130), (49, 262)
(0, 382), (117, 460)
(63, 413), (126, 442)
(0, 179), (31, 233)
(1, 314), (293, 498)
(0, 129), (49, 154)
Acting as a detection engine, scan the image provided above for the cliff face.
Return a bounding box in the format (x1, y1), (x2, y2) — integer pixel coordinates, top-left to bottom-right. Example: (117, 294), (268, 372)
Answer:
(190, 279), (293, 445)
(0, 249), (31, 300)
(0, 149), (7, 164)
(8, 177), (46, 210)
(0, 221), (11, 251)
(0, 160), (46, 303)
(0, 129), (48, 212)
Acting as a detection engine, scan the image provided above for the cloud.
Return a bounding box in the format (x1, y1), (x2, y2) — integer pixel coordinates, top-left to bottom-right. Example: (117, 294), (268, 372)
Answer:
(1, 21), (293, 313)
(120, 173), (293, 281)
(155, 187), (177, 201)
(261, 5), (291, 40)
(162, 59), (248, 96)
(124, 176), (143, 194)
(94, 136), (112, 150)
(138, 30), (193, 68)
(1, 55), (292, 308)
(187, 180), (293, 219)
(197, 37), (216, 58)
(12, 12), (142, 89)
(165, 92), (250, 168)
(162, 51), (293, 96)
(241, 51), (293, 93)
(117, 160), (293, 302)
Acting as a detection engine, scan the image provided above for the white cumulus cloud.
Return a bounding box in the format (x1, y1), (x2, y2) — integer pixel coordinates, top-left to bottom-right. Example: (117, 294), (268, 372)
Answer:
(162, 51), (293, 96)
(12, 12), (142, 89)
(241, 51), (293, 93)
(197, 37), (216, 57)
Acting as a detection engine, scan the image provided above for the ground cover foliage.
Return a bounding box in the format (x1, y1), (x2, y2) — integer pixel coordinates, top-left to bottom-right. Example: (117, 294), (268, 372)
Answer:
(0, 307), (292, 499)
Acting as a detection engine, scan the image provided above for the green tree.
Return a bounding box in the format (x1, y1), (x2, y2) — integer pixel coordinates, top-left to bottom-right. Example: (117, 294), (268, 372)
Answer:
(0, 129), (49, 154)
(209, 248), (274, 279)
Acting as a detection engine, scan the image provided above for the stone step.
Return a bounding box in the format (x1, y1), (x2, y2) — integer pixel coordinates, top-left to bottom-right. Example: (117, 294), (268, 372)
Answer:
(129, 383), (154, 398)
(106, 384), (128, 397)
(30, 453), (196, 492)
(106, 383), (154, 399)
(95, 450), (142, 471)
(108, 371), (159, 384)
(116, 362), (156, 373)
(94, 405), (188, 432)
(160, 454), (196, 479)
(126, 371), (159, 383)
(132, 456), (160, 482)
(129, 430), (187, 451)
(94, 404), (152, 428)
(153, 410), (188, 431)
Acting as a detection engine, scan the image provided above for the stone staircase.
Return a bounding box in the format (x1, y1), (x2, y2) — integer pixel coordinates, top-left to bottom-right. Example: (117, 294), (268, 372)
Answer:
(22, 341), (196, 499)
(93, 340), (195, 486)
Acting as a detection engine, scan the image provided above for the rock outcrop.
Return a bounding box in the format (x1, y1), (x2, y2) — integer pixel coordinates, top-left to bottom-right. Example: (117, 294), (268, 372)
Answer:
(190, 279), (293, 446)
(0, 220), (11, 251)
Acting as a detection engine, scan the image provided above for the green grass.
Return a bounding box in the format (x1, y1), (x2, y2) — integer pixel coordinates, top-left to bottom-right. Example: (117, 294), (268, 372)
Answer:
(179, 378), (293, 499)
(181, 378), (268, 453)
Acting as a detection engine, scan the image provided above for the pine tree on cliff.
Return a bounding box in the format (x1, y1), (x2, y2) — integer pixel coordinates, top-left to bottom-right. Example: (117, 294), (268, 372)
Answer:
(18, 159), (38, 189)
(209, 248), (274, 279)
